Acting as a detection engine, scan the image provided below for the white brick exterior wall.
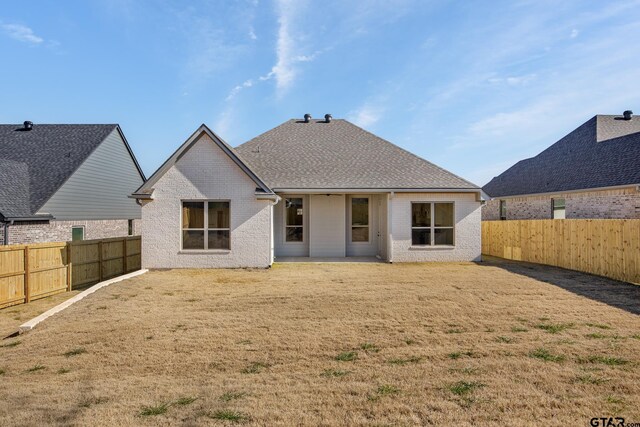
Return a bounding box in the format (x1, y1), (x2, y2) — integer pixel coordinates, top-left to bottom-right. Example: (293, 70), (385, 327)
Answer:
(390, 192), (481, 262)
(141, 134), (273, 269)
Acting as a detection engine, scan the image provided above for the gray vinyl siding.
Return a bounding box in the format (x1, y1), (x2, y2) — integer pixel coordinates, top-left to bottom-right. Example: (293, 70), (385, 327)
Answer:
(38, 129), (144, 220)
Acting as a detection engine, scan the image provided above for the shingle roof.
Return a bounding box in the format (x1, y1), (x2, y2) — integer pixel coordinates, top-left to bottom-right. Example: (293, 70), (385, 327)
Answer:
(235, 119), (478, 190)
(483, 115), (640, 198)
(0, 124), (118, 219)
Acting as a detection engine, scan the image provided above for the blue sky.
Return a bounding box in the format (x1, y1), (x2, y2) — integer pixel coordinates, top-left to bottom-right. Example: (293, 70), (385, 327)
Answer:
(1, 1), (639, 186)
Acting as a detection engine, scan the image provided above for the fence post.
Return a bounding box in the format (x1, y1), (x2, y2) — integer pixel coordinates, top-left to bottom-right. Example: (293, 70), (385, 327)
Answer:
(123, 237), (128, 274)
(66, 243), (73, 291)
(98, 241), (103, 282)
(23, 246), (30, 303)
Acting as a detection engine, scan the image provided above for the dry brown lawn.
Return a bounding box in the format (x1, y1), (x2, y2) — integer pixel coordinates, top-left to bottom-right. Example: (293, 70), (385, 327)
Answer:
(1, 258), (639, 426)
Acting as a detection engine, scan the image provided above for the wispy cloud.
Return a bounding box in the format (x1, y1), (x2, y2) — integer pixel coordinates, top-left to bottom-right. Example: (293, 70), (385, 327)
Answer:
(270, 0), (302, 95)
(488, 74), (537, 86)
(347, 102), (385, 128)
(570, 28), (579, 38)
(1, 23), (43, 45)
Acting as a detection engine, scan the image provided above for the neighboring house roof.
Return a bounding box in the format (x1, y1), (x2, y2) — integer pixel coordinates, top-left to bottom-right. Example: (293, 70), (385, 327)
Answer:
(483, 115), (640, 198)
(0, 124), (145, 220)
(134, 124), (273, 198)
(235, 119), (478, 190)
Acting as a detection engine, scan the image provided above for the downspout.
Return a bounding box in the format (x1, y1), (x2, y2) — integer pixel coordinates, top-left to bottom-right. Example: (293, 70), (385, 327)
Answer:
(3, 220), (13, 246)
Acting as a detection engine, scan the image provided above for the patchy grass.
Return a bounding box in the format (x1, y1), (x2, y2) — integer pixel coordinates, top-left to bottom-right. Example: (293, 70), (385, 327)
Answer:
(220, 391), (248, 402)
(581, 355), (629, 366)
(375, 384), (400, 397)
(0, 261), (639, 425)
(496, 336), (514, 343)
(359, 343), (380, 353)
(448, 381), (485, 396)
(63, 347), (86, 357)
(0, 368), (4, 375)
(209, 410), (249, 422)
(139, 403), (170, 417)
(25, 364), (46, 372)
(174, 396), (198, 406)
(321, 369), (350, 378)
(529, 348), (566, 363)
(335, 351), (357, 362)
(0, 340), (21, 348)
(575, 374), (609, 385)
(79, 397), (108, 408)
(448, 351), (474, 360)
(535, 322), (574, 334)
(387, 356), (423, 365)
(586, 323), (612, 330)
(586, 333), (607, 339)
(241, 362), (270, 374)
(57, 368), (71, 375)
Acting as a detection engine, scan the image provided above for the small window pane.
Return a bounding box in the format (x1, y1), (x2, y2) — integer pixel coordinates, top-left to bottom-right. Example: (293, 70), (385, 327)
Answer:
(128, 219), (133, 236)
(208, 202), (230, 229)
(412, 229), (431, 246)
(208, 230), (230, 249)
(500, 200), (507, 220)
(72, 227), (84, 241)
(412, 203), (431, 227)
(182, 230), (204, 249)
(434, 203), (453, 227)
(352, 227), (369, 242)
(182, 202), (204, 229)
(434, 228), (454, 245)
(286, 226), (303, 242)
(352, 198), (369, 226)
(286, 198), (303, 226)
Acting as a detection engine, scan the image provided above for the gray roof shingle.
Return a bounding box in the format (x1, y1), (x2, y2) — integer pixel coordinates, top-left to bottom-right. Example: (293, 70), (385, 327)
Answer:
(0, 124), (118, 219)
(235, 119), (478, 190)
(483, 115), (640, 198)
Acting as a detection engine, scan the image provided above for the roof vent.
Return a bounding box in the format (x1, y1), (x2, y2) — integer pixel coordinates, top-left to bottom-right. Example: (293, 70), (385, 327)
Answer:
(23, 121), (33, 131)
(623, 110), (633, 120)
(324, 114), (332, 123)
(303, 113), (312, 123)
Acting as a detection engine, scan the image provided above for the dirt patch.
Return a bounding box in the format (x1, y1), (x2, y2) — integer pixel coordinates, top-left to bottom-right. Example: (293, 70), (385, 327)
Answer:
(0, 260), (638, 425)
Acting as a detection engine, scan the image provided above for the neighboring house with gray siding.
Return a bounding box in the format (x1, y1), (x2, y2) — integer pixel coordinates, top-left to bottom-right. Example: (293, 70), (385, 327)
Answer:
(133, 115), (482, 268)
(0, 122), (145, 244)
(482, 111), (640, 221)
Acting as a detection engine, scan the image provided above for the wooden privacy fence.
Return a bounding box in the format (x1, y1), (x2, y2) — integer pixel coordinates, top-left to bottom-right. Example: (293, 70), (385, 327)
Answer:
(482, 220), (640, 284)
(0, 236), (141, 309)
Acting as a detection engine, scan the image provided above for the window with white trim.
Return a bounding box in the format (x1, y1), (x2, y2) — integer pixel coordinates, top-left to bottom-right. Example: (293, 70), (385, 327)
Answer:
(411, 202), (454, 246)
(181, 201), (230, 250)
(351, 197), (369, 242)
(552, 198), (565, 219)
(285, 198), (303, 242)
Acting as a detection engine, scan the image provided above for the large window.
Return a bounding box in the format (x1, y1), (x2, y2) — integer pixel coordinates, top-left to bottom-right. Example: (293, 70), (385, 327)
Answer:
(285, 198), (303, 242)
(499, 200), (507, 220)
(182, 201), (230, 250)
(552, 198), (566, 219)
(351, 197), (369, 242)
(411, 202), (454, 246)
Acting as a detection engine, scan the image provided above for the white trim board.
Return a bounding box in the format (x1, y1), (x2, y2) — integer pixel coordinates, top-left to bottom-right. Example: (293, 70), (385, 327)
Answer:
(18, 269), (148, 333)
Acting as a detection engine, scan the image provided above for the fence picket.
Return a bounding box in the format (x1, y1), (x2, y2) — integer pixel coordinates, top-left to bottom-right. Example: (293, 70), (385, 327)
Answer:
(482, 220), (639, 284)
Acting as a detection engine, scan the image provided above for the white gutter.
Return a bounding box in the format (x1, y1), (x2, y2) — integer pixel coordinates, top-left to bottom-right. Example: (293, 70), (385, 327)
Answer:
(274, 188), (481, 194)
(487, 183), (640, 200)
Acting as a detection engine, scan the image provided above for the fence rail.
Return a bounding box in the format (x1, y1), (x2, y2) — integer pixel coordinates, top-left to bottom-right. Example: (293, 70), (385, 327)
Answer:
(0, 236), (141, 309)
(482, 219), (640, 284)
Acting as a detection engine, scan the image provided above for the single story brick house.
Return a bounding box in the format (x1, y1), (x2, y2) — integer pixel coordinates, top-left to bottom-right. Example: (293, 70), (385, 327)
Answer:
(132, 115), (482, 268)
(0, 122), (145, 245)
(482, 111), (640, 221)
